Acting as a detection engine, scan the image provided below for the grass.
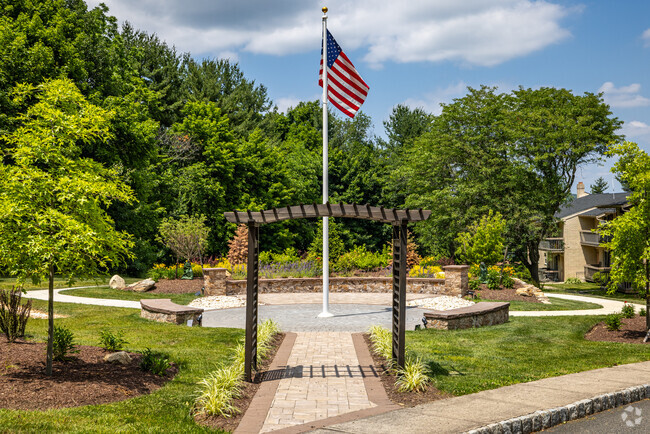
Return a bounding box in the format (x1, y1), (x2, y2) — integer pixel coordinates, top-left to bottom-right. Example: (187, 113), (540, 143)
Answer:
(408, 316), (650, 397)
(0, 276), (126, 291)
(482, 297), (602, 311)
(0, 299), (241, 432)
(59, 286), (198, 305)
(544, 282), (646, 303)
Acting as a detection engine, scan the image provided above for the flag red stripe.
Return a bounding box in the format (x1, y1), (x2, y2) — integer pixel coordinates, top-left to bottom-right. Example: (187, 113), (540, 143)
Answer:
(328, 85), (360, 113)
(328, 71), (366, 105)
(328, 76), (364, 108)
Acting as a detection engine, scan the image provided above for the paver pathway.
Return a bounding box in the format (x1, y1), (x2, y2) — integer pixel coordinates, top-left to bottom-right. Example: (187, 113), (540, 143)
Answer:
(259, 332), (375, 432)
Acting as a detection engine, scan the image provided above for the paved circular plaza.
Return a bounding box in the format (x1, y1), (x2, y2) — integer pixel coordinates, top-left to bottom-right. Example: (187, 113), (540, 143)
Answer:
(201, 304), (429, 332)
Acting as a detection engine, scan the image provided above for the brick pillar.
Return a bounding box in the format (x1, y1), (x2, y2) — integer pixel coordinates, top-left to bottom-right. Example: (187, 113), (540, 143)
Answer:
(443, 265), (470, 296)
(203, 268), (230, 295)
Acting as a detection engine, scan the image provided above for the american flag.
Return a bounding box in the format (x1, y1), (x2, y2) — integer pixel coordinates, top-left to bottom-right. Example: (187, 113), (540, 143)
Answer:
(319, 30), (369, 118)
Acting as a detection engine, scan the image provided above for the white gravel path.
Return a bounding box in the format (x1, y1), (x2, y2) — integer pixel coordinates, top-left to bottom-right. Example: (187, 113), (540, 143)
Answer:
(188, 295), (246, 310)
(406, 295), (475, 310)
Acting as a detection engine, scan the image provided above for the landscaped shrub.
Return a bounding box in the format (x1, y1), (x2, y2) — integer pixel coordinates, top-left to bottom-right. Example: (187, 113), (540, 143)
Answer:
(621, 302), (635, 319)
(368, 325), (392, 361)
(227, 225), (248, 265)
(335, 245), (390, 272)
(501, 273), (514, 289)
(605, 314), (622, 331)
(469, 278), (481, 291)
(53, 326), (78, 361)
(409, 264), (444, 278)
(140, 348), (171, 376)
(0, 288), (32, 342)
(640, 308), (647, 317)
(99, 329), (128, 351)
(564, 277), (582, 284)
(592, 272), (609, 287)
(455, 210), (506, 265)
(195, 319), (282, 417)
(260, 261), (319, 279)
(486, 269), (502, 290)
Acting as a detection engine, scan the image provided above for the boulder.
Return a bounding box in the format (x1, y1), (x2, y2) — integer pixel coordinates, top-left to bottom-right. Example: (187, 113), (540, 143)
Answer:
(104, 351), (132, 365)
(516, 286), (536, 297)
(126, 278), (156, 292)
(109, 274), (126, 290)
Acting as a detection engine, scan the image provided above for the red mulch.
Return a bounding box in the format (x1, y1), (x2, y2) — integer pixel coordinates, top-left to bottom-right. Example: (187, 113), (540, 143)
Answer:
(585, 316), (649, 344)
(362, 334), (451, 407)
(149, 278), (204, 294)
(0, 339), (177, 411)
(194, 333), (285, 432)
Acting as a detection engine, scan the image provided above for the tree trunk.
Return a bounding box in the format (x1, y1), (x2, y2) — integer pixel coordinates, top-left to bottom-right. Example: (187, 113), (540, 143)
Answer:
(46, 263), (54, 376)
(175, 259), (179, 279)
(524, 241), (541, 287)
(645, 258), (649, 332)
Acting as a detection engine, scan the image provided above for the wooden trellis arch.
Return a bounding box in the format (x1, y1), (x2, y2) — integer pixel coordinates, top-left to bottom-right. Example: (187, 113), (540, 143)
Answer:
(224, 203), (431, 382)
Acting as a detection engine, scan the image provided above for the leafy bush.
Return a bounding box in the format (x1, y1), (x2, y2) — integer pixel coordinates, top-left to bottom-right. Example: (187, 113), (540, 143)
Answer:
(395, 356), (430, 392)
(592, 272), (609, 286)
(260, 261), (319, 279)
(486, 269), (502, 290)
(335, 245), (390, 272)
(0, 288), (32, 343)
(99, 329), (128, 351)
(469, 278), (481, 291)
(640, 308), (646, 317)
(455, 210), (506, 265)
(501, 273), (514, 289)
(53, 326), (78, 361)
(621, 302), (635, 319)
(140, 348), (171, 376)
(409, 264), (444, 278)
(605, 314), (622, 331)
(564, 277), (582, 284)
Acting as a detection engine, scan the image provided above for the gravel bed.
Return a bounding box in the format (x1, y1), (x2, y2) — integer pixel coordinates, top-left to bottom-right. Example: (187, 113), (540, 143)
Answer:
(406, 295), (475, 310)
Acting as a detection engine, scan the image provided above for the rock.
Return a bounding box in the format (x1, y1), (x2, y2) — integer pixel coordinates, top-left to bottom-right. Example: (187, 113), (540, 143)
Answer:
(516, 286), (536, 297)
(126, 278), (155, 292)
(104, 351), (132, 365)
(109, 274), (126, 290)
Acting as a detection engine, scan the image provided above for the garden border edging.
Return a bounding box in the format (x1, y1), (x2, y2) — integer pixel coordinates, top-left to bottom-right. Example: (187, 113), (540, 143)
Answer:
(464, 384), (650, 434)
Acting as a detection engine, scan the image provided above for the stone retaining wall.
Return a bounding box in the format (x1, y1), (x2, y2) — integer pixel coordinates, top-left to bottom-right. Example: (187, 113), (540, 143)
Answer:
(423, 301), (509, 330)
(203, 265), (470, 297)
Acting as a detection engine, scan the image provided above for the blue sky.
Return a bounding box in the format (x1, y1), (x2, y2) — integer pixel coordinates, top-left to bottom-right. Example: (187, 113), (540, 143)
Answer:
(88, 0), (649, 194)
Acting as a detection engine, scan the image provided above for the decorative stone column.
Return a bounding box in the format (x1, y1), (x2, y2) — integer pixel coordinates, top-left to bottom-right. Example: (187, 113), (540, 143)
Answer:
(443, 265), (470, 296)
(203, 268), (230, 296)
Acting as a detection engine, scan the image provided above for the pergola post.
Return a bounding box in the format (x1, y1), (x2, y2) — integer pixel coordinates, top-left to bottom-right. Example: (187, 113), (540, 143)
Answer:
(391, 220), (407, 368)
(244, 221), (259, 382)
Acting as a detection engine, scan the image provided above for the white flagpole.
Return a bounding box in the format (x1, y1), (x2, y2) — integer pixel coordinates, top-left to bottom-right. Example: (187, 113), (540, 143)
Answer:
(319, 6), (332, 318)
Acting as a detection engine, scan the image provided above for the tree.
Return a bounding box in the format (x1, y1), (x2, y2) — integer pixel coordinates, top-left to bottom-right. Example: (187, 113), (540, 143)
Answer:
(157, 215), (210, 276)
(0, 79), (134, 374)
(599, 142), (650, 331)
(455, 211), (506, 265)
(590, 176), (609, 194)
(393, 86), (622, 284)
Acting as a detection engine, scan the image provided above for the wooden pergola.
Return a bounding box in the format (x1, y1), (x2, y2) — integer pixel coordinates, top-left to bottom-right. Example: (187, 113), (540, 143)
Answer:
(224, 203), (431, 382)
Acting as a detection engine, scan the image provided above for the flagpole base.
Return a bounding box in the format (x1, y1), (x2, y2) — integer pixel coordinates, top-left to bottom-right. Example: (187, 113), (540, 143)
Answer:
(318, 310), (334, 318)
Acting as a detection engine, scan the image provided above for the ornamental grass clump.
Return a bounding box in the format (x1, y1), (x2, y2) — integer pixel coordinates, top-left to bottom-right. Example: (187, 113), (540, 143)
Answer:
(195, 319), (281, 418)
(368, 325), (430, 393)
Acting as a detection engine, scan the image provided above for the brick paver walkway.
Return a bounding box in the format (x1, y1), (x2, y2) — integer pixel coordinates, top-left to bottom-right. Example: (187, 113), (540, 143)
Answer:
(259, 332), (376, 432)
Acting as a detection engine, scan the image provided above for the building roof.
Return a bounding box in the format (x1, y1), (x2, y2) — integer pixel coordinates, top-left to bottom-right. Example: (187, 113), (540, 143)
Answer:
(556, 193), (629, 220)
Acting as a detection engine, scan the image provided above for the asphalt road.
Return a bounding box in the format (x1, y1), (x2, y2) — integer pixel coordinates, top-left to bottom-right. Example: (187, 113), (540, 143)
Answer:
(545, 399), (650, 433)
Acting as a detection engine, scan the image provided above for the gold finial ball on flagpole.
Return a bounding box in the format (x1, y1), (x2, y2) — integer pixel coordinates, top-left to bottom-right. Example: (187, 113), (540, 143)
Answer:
(322, 7), (328, 14)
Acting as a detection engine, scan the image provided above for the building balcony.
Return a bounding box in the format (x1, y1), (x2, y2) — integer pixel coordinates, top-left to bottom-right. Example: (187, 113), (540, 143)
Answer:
(579, 231), (611, 247)
(539, 238), (564, 252)
(539, 268), (562, 282)
(584, 264), (611, 282)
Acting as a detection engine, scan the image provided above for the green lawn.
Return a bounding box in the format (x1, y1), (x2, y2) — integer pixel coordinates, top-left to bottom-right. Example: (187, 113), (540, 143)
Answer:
(483, 297), (602, 311)
(60, 286), (198, 306)
(408, 316), (650, 397)
(544, 282), (645, 303)
(0, 300), (241, 432)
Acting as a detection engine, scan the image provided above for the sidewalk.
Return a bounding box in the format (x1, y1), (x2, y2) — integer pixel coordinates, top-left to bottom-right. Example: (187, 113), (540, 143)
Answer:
(309, 361), (650, 434)
(24, 288), (141, 309)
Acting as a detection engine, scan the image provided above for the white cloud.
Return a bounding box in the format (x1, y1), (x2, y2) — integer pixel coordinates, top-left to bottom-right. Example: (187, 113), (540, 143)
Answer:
(622, 120), (650, 139)
(643, 28), (650, 47)
(403, 81), (468, 115)
(598, 82), (650, 108)
(87, 0), (575, 67)
(275, 97), (303, 113)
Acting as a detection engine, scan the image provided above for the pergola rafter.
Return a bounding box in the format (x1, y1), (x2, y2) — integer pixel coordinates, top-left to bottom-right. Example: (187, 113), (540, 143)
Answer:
(224, 203), (431, 382)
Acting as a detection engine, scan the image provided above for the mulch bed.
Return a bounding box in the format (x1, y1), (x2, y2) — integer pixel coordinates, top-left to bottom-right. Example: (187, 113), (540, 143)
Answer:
(585, 316), (649, 344)
(194, 332), (285, 433)
(150, 278), (204, 294)
(0, 339), (177, 411)
(362, 334), (451, 407)
(474, 283), (541, 303)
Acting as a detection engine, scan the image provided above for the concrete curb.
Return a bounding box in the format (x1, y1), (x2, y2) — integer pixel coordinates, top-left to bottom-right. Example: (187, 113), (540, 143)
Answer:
(465, 384), (650, 434)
